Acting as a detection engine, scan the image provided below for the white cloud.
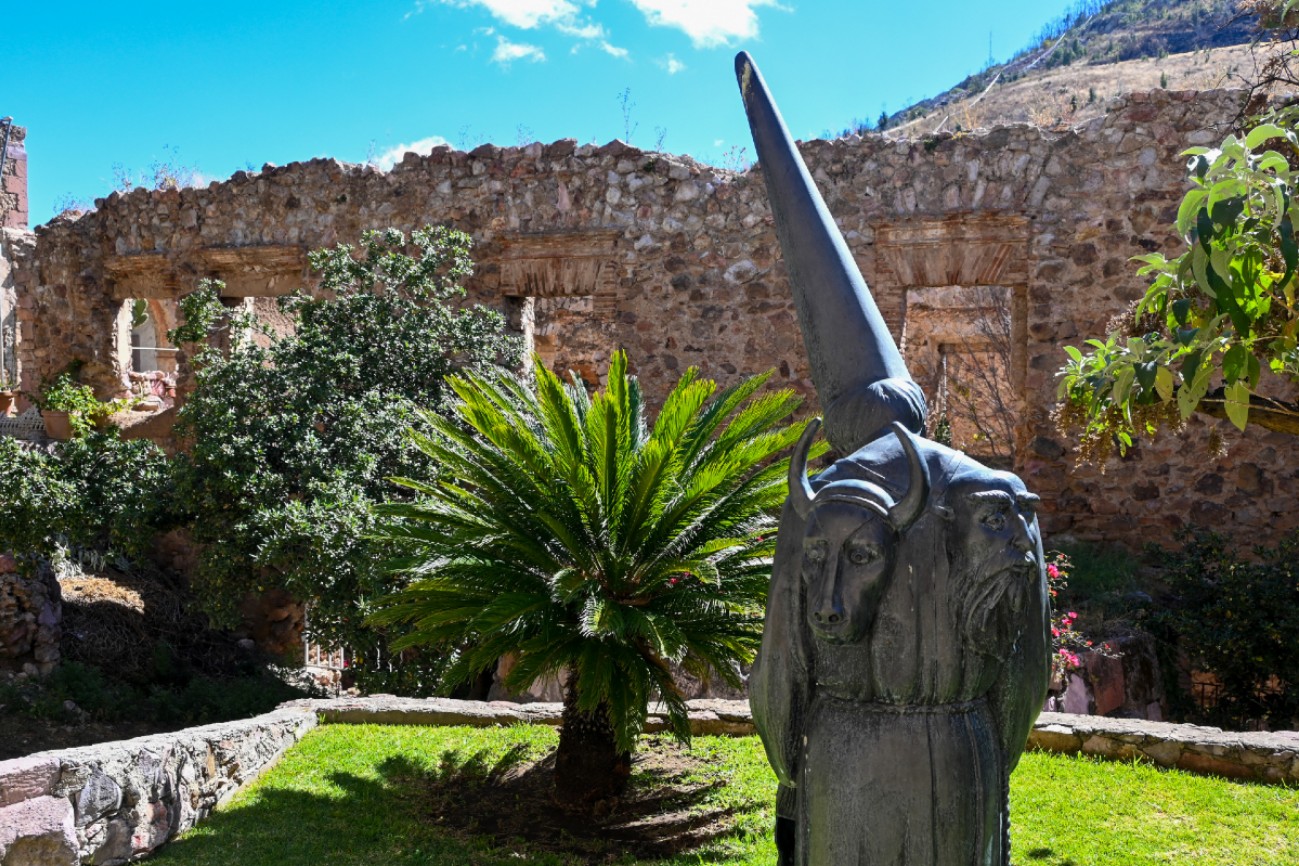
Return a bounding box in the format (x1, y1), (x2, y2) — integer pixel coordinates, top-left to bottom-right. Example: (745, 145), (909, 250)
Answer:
(557, 19), (605, 39)
(658, 52), (685, 74)
(435, 0), (582, 29)
(629, 0), (782, 48)
(371, 135), (452, 170)
(492, 35), (547, 65)
(423, 0), (619, 56)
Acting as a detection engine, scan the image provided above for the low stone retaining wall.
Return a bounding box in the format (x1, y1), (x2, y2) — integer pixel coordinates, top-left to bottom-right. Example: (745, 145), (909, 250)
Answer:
(288, 696), (1299, 785)
(1029, 711), (1299, 784)
(0, 708), (316, 865)
(4, 699), (1295, 865)
(282, 695), (758, 735)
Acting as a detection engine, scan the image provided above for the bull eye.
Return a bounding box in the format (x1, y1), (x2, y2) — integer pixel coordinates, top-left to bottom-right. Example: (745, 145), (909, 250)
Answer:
(804, 541), (827, 563)
(847, 547), (878, 566)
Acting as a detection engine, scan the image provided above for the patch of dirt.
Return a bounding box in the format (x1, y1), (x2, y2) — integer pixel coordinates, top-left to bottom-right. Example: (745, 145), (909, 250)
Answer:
(396, 736), (750, 863)
(58, 565), (249, 680)
(59, 575), (145, 612)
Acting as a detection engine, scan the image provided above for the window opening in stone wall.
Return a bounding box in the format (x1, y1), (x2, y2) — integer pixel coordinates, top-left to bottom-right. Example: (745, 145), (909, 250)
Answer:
(119, 298), (178, 410)
(498, 231), (620, 390)
(902, 284), (1019, 470)
(533, 295), (602, 385)
(938, 342), (1015, 469)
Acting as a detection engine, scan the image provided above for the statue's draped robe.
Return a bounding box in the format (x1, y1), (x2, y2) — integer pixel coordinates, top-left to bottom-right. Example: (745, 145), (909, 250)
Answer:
(751, 436), (1050, 866)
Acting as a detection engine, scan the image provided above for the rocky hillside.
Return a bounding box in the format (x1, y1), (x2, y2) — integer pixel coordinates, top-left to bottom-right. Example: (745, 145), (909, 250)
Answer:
(874, 0), (1269, 135)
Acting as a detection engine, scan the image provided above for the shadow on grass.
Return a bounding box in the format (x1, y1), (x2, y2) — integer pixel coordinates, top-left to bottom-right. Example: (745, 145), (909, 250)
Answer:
(394, 744), (751, 861)
(153, 745), (760, 866)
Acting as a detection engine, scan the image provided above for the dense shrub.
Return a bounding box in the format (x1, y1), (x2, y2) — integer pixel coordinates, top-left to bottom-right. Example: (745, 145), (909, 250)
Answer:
(1151, 529), (1299, 729)
(0, 433), (172, 562)
(170, 226), (520, 672)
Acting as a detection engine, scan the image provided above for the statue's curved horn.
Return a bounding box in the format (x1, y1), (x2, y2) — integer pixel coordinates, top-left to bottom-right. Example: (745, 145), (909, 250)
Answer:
(788, 417), (821, 519)
(887, 421), (930, 531)
(735, 52), (926, 452)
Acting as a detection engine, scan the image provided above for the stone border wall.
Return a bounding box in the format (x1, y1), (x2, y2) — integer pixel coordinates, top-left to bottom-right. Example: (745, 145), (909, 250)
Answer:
(0, 708), (316, 866)
(283, 695), (1299, 785)
(3, 698), (1295, 865)
(1030, 711), (1299, 783)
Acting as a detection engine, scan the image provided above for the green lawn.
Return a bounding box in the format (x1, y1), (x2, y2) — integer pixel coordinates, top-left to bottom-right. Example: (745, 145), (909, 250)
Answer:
(152, 724), (1299, 866)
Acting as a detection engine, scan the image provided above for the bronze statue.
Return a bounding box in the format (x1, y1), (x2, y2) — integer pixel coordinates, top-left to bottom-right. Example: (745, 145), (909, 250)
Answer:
(736, 53), (1051, 866)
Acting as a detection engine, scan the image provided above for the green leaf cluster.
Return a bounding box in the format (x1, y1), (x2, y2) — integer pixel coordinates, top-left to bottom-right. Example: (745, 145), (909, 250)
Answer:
(0, 432), (172, 562)
(31, 373), (132, 437)
(371, 351), (820, 751)
(169, 226), (520, 668)
(1058, 106), (1299, 457)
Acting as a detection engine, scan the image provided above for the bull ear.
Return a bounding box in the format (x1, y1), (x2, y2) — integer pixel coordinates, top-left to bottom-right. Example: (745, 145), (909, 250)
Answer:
(887, 421), (930, 531)
(788, 417), (822, 519)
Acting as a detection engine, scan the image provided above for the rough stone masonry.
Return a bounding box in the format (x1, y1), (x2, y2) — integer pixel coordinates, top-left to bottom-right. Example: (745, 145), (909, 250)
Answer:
(5, 87), (1297, 551)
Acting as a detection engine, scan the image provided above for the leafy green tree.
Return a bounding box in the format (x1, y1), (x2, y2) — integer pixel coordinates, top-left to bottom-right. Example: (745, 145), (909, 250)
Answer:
(370, 351), (819, 809)
(1058, 104), (1299, 460)
(0, 432), (171, 563)
(169, 226), (519, 669)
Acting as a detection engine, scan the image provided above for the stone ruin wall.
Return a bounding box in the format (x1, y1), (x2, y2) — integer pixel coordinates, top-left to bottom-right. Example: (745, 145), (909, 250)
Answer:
(1, 121), (27, 231)
(1, 121), (29, 389)
(10, 87), (1297, 551)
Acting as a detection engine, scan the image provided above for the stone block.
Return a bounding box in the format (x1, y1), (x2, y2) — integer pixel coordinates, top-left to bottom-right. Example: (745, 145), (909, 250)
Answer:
(90, 817), (132, 865)
(1028, 725), (1080, 753)
(1085, 652), (1126, 716)
(74, 769), (123, 827)
(1061, 673), (1092, 715)
(0, 757), (59, 808)
(0, 796), (78, 866)
(1141, 740), (1182, 767)
(1176, 750), (1255, 780)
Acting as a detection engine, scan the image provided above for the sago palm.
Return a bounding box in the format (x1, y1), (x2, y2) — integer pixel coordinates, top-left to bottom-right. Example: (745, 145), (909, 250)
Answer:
(371, 350), (819, 808)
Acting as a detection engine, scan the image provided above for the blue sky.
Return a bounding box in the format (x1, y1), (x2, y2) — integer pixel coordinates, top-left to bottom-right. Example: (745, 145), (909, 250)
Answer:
(10, 0), (1082, 225)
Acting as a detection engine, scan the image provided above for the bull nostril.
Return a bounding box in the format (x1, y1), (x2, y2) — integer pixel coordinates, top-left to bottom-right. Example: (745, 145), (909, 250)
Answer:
(815, 610), (841, 625)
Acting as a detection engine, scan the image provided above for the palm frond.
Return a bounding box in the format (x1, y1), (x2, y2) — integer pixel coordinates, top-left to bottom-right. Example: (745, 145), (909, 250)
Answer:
(371, 349), (814, 747)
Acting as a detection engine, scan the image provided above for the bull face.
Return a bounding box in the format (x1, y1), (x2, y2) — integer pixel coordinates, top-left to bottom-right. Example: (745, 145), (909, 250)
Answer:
(788, 419), (930, 646)
(802, 502), (895, 644)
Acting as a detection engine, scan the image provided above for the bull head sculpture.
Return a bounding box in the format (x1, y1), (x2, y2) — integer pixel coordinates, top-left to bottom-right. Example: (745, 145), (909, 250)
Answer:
(789, 419), (930, 644)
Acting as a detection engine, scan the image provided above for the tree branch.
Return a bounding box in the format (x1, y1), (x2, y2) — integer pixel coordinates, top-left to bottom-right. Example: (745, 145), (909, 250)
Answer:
(1197, 387), (1299, 435)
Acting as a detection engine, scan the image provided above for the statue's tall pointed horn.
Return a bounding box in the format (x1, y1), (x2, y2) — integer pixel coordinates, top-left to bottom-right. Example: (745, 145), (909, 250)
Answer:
(887, 421), (930, 531)
(788, 417), (821, 519)
(735, 52), (926, 452)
